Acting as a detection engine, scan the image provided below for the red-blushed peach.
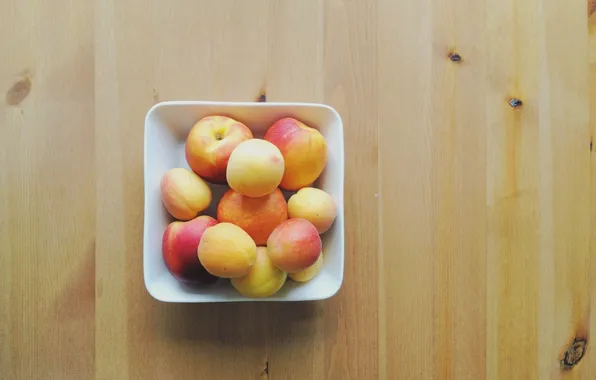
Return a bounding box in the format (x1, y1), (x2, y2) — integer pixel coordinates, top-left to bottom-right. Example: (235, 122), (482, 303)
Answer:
(266, 218), (322, 273)
(161, 168), (212, 220)
(288, 187), (337, 234)
(197, 222), (257, 278)
(226, 139), (284, 197)
(162, 216), (219, 284)
(217, 188), (288, 245)
(264, 117), (327, 190)
(185, 116), (253, 184)
(289, 253), (323, 282)
(231, 247), (287, 298)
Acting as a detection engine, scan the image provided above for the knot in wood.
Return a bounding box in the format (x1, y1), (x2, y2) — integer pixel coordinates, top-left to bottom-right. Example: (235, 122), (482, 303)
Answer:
(448, 52), (462, 62)
(561, 339), (587, 370)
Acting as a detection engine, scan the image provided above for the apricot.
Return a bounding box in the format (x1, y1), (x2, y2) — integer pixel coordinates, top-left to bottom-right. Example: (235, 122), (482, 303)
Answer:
(197, 223), (257, 278)
(264, 117), (327, 190)
(161, 168), (212, 220)
(267, 218), (322, 273)
(231, 247), (287, 298)
(288, 187), (336, 234)
(162, 216), (218, 284)
(289, 253), (323, 282)
(185, 116), (253, 184)
(226, 139), (284, 198)
(217, 188), (288, 245)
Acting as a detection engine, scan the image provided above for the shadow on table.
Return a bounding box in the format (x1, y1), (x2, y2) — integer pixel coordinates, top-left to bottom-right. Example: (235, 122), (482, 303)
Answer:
(155, 300), (323, 346)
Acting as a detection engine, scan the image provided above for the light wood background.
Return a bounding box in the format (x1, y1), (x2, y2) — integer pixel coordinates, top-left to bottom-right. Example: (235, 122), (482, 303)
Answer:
(1, 0), (595, 379)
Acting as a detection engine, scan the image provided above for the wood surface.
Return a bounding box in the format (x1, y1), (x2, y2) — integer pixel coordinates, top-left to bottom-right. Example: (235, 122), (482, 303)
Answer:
(0, 0), (595, 379)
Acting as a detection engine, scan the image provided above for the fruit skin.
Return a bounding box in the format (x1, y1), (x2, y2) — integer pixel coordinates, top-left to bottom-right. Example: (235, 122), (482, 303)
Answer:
(288, 187), (337, 234)
(289, 253), (323, 282)
(162, 216), (219, 284)
(197, 222), (257, 278)
(217, 188), (288, 245)
(264, 117), (327, 191)
(161, 168), (212, 220)
(185, 116), (253, 184)
(266, 218), (322, 273)
(226, 139), (285, 198)
(231, 247), (287, 298)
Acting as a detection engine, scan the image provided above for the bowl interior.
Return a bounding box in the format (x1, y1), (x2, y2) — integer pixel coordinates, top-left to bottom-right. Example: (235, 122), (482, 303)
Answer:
(144, 102), (344, 302)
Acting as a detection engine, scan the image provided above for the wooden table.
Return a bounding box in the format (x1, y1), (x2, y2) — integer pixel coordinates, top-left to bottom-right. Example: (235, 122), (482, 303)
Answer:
(1, 0), (595, 379)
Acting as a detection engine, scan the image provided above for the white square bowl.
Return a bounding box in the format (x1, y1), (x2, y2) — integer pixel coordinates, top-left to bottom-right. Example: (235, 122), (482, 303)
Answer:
(144, 101), (344, 302)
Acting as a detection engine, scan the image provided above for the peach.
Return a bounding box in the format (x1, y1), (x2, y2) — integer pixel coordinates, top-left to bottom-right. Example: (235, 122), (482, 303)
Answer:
(267, 218), (322, 273)
(161, 168), (212, 220)
(197, 222), (257, 278)
(231, 247), (287, 298)
(264, 117), (327, 191)
(288, 187), (337, 234)
(162, 216), (219, 284)
(226, 139), (284, 197)
(217, 188), (288, 245)
(289, 253), (323, 282)
(185, 116), (253, 183)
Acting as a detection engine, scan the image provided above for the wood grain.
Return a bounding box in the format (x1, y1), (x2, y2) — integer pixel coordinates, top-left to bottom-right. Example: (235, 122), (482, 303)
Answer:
(485, 1), (541, 378)
(1, 0), (595, 379)
(0, 1), (95, 379)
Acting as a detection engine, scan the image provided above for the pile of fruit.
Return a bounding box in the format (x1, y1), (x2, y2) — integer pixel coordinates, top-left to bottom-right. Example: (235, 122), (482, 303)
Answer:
(160, 115), (337, 298)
